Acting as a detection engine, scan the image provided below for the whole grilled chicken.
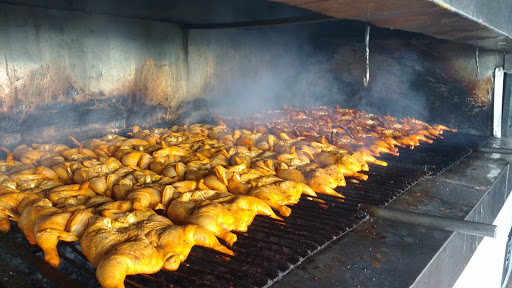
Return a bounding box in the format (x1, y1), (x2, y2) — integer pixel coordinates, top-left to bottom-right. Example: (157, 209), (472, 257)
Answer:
(168, 190), (282, 245)
(307, 166), (345, 197)
(221, 193), (283, 231)
(17, 199), (61, 264)
(0, 192), (42, 232)
(47, 182), (97, 206)
(32, 205), (89, 267)
(81, 210), (232, 288)
(81, 211), (163, 288)
(167, 192), (237, 246)
(16, 196), (112, 267)
(17, 197), (101, 267)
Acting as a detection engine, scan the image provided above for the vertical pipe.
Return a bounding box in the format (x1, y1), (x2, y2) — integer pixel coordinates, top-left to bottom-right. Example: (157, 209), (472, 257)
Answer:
(494, 67), (504, 138)
(181, 27), (190, 79)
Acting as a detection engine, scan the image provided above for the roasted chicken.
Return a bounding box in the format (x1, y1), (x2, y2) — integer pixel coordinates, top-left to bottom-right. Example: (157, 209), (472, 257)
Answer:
(249, 180), (317, 217)
(167, 190), (282, 245)
(0, 105), (455, 287)
(81, 210), (232, 288)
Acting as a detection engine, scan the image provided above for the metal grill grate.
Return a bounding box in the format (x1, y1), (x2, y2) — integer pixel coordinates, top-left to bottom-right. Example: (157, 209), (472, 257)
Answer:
(0, 133), (486, 288)
(379, 133), (490, 176)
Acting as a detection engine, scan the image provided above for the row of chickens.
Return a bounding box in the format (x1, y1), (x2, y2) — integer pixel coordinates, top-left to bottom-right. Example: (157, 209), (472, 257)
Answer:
(0, 106), (455, 288)
(213, 105), (456, 155)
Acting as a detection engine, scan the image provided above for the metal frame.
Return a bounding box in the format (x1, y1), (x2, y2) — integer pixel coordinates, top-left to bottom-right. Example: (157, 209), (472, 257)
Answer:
(501, 53), (512, 137)
(503, 73), (512, 137)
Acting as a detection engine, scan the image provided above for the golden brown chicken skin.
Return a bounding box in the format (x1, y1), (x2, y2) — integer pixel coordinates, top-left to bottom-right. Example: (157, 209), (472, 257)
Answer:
(81, 210), (232, 288)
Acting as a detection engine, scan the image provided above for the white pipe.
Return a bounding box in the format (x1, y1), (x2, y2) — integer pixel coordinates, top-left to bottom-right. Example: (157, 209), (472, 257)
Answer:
(494, 67), (504, 138)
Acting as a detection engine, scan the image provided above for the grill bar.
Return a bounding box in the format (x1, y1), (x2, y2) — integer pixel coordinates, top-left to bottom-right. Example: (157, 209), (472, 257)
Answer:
(188, 252), (272, 282)
(249, 220), (327, 243)
(159, 270), (220, 288)
(182, 262), (258, 288)
(245, 225), (320, 250)
(191, 248), (282, 279)
(137, 274), (179, 288)
(253, 217), (336, 240)
(0, 228), (85, 288)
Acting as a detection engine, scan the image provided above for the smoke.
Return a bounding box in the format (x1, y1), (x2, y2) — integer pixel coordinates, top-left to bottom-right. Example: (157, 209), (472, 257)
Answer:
(354, 44), (429, 120)
(196, 25), (346, 116)
(194, 23), (430, 121)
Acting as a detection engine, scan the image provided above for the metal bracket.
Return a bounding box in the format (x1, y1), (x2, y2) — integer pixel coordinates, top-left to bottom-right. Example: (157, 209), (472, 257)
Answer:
(505, 53), (512, 72)
(363, 25), (370, 87)
(475, 47), (480, 78)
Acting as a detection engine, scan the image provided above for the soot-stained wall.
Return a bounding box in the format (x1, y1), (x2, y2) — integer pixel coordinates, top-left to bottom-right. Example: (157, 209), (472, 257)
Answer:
(0, 4), (189, 146)
(0, 5), (503, 148)
(188, 21), (501, 135)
